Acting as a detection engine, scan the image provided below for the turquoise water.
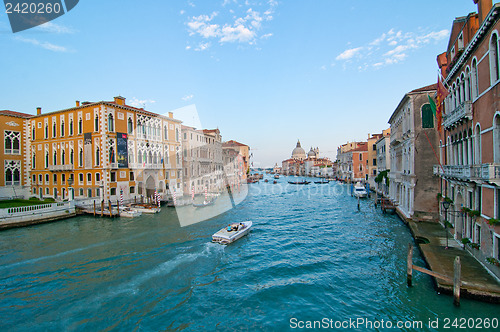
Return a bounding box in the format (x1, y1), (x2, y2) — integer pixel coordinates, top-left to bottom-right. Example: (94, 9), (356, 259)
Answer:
(0, 180), (498, 331)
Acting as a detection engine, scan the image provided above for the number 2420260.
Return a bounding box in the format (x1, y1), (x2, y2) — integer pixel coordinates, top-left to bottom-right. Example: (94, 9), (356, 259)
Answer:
(5, 2), (62, 14)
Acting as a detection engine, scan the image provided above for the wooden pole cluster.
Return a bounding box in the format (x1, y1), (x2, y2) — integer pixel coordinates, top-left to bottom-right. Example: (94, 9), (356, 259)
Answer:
(406, 243), (461, 306)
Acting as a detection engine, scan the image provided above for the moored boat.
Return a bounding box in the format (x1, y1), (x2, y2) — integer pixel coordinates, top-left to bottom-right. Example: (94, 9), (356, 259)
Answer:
(274, 174), (279, 179)
(120, 207), (143, 218)
(129, 204), (161, 213)
(353, 183), (368, 198)
(288, 180), (310, 185)
(212, 221), (252, 244)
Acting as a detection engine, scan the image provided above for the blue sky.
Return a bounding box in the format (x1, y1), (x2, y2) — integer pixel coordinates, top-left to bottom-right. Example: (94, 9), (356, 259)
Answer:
(0, 0), (479, 167)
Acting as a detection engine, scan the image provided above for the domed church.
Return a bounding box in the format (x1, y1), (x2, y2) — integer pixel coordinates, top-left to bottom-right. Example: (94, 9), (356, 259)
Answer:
(291, 140), (307, 160)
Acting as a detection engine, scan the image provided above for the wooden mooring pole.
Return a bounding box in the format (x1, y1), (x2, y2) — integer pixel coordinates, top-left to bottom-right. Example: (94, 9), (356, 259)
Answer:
(93, 200), (96, 217)
(406, 243), (461, 306)
(454, 256), (461, 306)
(407, 243), (413, 287)
(101, 200), (104, 217)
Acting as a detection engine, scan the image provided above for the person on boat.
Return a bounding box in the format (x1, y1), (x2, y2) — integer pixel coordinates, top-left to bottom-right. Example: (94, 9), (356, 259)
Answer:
(227, 224), (232, 232)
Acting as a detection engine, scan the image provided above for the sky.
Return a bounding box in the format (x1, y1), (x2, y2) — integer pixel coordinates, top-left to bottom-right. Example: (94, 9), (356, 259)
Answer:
(0, 0), (480, 167)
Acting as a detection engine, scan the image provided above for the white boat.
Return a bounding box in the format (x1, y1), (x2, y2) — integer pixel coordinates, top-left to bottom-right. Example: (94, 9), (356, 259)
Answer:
(212, 221), (252, 245)
(129, 204), (161, 214)
(120, 207), (143, 218)
(353, 183), (368, 198)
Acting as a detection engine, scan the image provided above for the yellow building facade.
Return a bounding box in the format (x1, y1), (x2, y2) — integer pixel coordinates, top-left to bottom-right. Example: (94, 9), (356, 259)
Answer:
(27, 97), (182, 203)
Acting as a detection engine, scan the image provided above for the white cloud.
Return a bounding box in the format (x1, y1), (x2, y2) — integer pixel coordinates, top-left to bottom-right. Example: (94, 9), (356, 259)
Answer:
(182, 94), (194, 101)
(335, 28), (450, 70)
(195, 42), (211, 51)
(128, 98), (156, 108)
(14, 36), (71, 52)
(185, 0), (276, 49)
(336, 47), (363, 61)
(35, 22), (74, 34)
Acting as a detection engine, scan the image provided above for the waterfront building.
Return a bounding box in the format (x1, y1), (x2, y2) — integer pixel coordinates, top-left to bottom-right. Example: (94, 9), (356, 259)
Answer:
(375, 128), (391, 196)
(222, 140), (250, 175)
(0, 110), (32, 199)
(335, 141), (367, 182)
(272, 163), (282, 174)
(388, 84), (440, 221)
(434, 0), (500, 270)
(222, 148), (244, 191)
(367, 133), (383, 189)
(182, 126), (223, 195)
(25, 97), (182, 203)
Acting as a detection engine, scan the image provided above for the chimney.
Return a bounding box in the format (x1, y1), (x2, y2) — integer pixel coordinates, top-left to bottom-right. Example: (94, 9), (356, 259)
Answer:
(36, 107), (41, 115)
(114, 96), (126, 106)
(474, 0), (493, 25)
(76, 100), (80, 107)
(168, 112), (173, 118)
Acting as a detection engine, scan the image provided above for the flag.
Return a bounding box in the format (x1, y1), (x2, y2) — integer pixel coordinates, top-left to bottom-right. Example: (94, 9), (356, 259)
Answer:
(436, 75), (449, 130)
(428, 95), (437, 119)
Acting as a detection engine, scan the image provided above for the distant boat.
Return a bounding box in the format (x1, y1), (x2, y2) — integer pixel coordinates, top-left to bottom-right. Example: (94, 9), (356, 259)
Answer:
(273, 180), (277, 184)
(192, 197), (217, 208)
(274, 175), (279, 179)
(314, 180), (329, 184)
(288, 180), (310, 185)
(264, 179), (269, 182)
(212, 221), (252, 245)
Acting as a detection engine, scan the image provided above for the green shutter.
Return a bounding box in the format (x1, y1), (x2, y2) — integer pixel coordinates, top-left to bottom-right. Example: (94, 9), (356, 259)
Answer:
(422, 104), (434, 128)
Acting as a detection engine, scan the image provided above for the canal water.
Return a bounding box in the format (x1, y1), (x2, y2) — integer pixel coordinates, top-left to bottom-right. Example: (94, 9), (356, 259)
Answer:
(0, 179), (498, 331)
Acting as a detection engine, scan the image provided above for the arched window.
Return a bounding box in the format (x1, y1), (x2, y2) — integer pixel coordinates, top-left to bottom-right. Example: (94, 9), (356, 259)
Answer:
(164, 125), (168, 140)
(138, 151), (143, 164)
(494, 114), (500, 163)
(45, 124), (48, 138)
(490, 33), (499, 83)
(32, 153), (36, 168)
(475, 124), (482, 164)
(94, 115), (99, 132)
(69, 119), (73, 135)
(148, 151), (152, 164)
(95, 147), (100, 166)
(128, 118), (133, 134)
(45, 152), (49, 168)
(4, 137), (11, 153)
(109, 147), (115, 163)
(53, 151), (57, 165)
(465, 67), (471, 101)
(422, 104), (434, 128)
(52, 122), (56, 137)
(78, 118), (83, 134)
(108, 113), (114, 132)
(460, 74), (465, 103)
(70, 149), (74, 164)
(61, 150), (65, 165)
(32, 126), (35, 140)
(472, 58), (479, 99)
(61, 121), (65, 137)
(176, 128), (179, 142)
(79, 148), (83, 167)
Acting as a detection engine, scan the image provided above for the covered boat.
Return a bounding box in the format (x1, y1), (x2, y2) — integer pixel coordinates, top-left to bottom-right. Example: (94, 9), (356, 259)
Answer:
(353, 183), (368, 198)
(212, 221), (252, 245)
(129, 204), (161, 214)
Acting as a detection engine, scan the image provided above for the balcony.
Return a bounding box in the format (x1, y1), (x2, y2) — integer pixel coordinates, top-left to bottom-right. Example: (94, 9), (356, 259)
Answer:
(49, 164), (74, 171)
(433, 163), (500, 184)
(390, 131), (402, 146)
(443, 101), (472, 129)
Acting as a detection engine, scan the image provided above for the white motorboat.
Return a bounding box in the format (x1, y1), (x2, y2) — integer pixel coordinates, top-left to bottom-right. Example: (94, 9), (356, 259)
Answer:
(212, 221), (252, 245)
(353, 183), (368, 198)
(129, 204), (161, 214)
(120, 207), (143, 218)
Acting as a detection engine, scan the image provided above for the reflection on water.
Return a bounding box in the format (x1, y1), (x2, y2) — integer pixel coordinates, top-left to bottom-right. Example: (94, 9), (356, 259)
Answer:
(0, 179), (498, 331)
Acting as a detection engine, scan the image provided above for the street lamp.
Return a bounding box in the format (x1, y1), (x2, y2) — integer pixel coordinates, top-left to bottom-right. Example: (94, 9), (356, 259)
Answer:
(443, 200), (451, 249)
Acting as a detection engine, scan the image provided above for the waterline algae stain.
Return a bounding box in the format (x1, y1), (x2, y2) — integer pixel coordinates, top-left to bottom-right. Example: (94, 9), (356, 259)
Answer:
(0, 181), (498, 330)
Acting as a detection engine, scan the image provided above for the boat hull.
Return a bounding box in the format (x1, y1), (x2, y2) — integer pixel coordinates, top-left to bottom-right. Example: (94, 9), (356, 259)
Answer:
(212, 221), (252, 245)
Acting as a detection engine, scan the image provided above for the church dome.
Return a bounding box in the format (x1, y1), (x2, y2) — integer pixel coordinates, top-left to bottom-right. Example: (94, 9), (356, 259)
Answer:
(307, 147), (317, 158)
(292, 140), (306, 160)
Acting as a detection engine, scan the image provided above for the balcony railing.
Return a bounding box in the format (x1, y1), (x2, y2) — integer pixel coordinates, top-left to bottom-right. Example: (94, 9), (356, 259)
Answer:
(434, 163), (500, 184)
(443, 101), (472, 129)
(49, 164), (73, 171)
